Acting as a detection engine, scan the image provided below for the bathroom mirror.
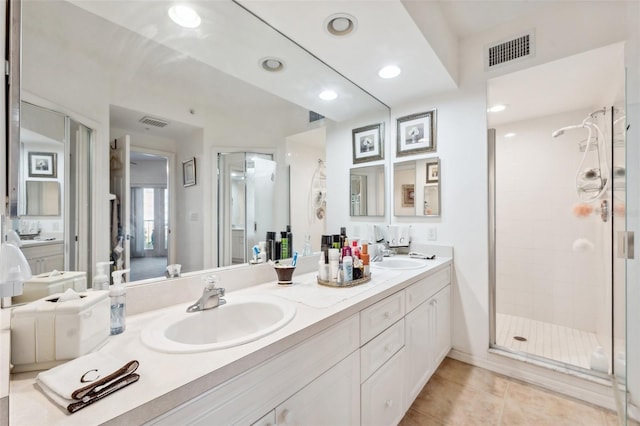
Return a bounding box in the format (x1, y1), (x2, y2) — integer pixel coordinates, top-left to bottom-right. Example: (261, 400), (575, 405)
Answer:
(11, 0), (389, 283)
(393, 157), (440, 217)
(350, 165), (385, 217)
(25, 181), (60, 216)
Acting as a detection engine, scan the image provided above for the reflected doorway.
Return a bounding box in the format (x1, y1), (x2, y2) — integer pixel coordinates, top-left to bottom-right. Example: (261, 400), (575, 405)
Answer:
(129, 151), (170, 281)
(218, 152), (281, 266)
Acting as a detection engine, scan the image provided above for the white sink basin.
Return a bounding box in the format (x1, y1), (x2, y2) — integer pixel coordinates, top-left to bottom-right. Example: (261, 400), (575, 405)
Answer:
(141, 294), (296, 353)
(371, 257), (427, 270)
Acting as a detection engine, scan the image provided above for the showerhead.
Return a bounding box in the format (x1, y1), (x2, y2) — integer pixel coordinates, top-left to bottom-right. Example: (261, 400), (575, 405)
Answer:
(552, 124), (585, 138)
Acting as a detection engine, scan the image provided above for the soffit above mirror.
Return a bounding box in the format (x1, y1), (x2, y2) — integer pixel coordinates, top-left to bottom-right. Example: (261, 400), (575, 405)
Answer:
(66, 0), (388, 122)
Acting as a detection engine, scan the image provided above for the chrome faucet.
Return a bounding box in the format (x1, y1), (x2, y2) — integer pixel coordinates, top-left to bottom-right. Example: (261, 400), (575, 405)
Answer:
(371, 243), (395, 262)
(186, 275), (226, 312)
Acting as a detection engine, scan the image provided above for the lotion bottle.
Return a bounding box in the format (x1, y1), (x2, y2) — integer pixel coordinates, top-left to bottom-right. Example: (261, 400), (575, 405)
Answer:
(361, 244), (370, 277)
(93, 261), (113, 291)
(110, 269), (129, 335)
(343, 255), (353, 282)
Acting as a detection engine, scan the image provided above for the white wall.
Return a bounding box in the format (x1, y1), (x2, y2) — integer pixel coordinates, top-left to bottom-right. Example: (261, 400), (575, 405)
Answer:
(326, 2), (640, 403)
(286, 127), (326, 254)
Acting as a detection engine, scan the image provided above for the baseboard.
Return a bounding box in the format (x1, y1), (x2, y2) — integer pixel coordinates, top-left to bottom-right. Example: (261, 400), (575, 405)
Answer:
(448, 348), (617, 411)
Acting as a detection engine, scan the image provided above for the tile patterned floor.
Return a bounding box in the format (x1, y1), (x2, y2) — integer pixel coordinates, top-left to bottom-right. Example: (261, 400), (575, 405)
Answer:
(400, 358), (620, 426)
(496, 313), (603, 370)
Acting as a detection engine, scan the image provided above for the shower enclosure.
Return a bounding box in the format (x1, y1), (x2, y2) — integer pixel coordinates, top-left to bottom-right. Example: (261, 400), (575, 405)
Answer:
(217, 152), (288, 266)
(488, 44), (627, 383)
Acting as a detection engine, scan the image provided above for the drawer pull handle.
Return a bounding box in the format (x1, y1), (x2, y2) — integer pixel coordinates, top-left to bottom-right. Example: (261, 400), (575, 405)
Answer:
(385, 399), (393, 408)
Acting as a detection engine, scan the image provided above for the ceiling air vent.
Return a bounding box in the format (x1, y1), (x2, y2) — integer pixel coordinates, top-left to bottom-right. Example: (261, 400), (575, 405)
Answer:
(485, 30), (535, 70)
(309, 111), (325, 123)
(139, 116), (169, 128)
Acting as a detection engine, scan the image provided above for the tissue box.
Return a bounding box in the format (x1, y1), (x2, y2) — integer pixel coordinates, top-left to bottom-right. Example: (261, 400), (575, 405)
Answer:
(10, 291), (110, 373)
(13, 271), (87, 304)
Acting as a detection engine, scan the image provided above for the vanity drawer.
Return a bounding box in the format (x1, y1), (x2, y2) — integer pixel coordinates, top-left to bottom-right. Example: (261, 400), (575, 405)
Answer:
(361, 318), (404, 382)
(360, 291), (405, 345)
(406, 267), (450, 313)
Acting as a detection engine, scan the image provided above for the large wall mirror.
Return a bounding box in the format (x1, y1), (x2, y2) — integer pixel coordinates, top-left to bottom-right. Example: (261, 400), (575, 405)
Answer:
(8, 0), (389, 288)
(350, 165), (385, 217)
(393, 157), (441, 217)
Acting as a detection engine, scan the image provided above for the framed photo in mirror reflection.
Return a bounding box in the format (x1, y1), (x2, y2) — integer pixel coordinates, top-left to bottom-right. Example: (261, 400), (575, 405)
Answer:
(426, 162), (439, 183)
(396, 110), (437, 157)
(402, 184), (415, 207)
(352, 123), (384, 164)
(183, 158), (196, 187)
(28, 152), (57, 178)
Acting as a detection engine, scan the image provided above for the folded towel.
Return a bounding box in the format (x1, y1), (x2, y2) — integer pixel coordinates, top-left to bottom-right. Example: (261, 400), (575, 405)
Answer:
(36, 352), (139, 413)
(388, 225), (411, 248)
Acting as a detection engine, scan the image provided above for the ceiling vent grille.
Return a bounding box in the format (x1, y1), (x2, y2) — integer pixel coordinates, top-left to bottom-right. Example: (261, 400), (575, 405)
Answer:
(139, 116), (169, 128)
(485, 30), (535, 70)
(309, 111), (325, 123)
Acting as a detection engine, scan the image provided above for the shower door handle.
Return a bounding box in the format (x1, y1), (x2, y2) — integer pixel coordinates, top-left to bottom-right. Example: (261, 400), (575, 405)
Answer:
(617, 231), (634, 259)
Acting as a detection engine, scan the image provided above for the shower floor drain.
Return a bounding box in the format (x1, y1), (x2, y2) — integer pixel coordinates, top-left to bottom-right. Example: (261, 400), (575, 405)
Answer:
(513, 336), (527, 342)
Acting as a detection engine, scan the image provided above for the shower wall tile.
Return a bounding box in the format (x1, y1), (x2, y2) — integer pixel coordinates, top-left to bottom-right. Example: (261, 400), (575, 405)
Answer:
(495, 109), (608, 335)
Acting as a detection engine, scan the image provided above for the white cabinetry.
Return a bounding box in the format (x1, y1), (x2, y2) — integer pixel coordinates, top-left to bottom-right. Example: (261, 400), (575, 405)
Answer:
(404, 268), (452, 407)
(276, 351), (360, 425)
(149, 265), (452, 426)
(21, 242), (64, 275)
(149, 315), (359, 425)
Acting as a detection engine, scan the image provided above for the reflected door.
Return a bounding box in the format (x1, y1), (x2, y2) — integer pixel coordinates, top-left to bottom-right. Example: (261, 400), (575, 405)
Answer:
(109, 135), (131, 276)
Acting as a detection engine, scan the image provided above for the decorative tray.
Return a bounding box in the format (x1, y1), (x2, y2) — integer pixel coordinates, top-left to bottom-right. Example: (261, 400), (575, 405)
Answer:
(317, 274), (371, 288)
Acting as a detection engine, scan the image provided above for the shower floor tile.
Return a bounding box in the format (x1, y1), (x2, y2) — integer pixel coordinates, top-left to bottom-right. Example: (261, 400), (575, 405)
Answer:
(495, 313), (603, 370)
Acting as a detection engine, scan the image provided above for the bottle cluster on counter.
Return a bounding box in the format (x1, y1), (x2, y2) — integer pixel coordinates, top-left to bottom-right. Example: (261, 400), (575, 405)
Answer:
(318, 227), (370, 286)
(252, 226), (293, 264)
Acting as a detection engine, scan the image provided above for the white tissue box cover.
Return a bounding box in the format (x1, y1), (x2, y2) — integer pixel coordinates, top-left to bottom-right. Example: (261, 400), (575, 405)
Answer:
(13, 271), (87, 304)
(10, 290), (110, 373)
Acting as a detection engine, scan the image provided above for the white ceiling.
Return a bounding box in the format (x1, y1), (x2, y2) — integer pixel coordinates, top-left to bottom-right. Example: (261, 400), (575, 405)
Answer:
(51, 1), (618, 138)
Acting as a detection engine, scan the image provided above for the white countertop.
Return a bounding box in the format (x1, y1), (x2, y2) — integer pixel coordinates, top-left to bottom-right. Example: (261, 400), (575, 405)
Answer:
(19, 239), (63, 248)
(9, 256), (451, 425)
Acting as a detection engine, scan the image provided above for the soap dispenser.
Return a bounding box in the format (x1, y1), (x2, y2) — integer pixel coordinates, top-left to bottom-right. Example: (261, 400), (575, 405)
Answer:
(93, 261), (113, 291)
(109, 269), (129, 335)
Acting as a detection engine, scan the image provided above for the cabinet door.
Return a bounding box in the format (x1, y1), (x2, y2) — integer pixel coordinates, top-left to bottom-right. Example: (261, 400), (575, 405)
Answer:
(276, 350), (360, 425)
(404, 301), (432, 407)
(433, 285), (451, 366)
(361, 348), (405, 426)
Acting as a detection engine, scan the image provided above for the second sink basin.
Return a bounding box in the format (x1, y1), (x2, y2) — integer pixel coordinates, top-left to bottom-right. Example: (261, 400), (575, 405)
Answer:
(371, 257), (427, 270)
(141, 294), (296, 353)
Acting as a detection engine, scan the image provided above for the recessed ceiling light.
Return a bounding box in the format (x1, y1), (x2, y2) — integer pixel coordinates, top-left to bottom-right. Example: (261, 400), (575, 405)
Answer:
(487, 104), (507, 113)
(168, 5), (201, 29)
(319, 90), (338, 101)
(324, 13), (358, 37)
(260, 57), (285, 72)
(504, 132), (516, 138)
(378, 65), (401, 79)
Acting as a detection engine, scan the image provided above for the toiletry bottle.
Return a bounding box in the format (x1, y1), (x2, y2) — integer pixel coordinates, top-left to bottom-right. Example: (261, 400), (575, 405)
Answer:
(266, 232), (275, 261)
(343, 255), (353, 282)
(280, 231), (289, 259)
(332, 234), (341, 249)
(341, 239), (352, 260)
(318, 251), (328, 281)
(361, 244), (370, 277)
(109, 269), (129, 335)
(286, 225), (293, 257)
(93, 261), (113, 291)
(351, 240), (360, 259)
(328, 248), (340, 282)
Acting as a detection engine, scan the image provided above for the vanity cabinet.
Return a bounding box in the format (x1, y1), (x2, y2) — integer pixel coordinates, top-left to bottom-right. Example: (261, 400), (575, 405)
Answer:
(404, 267), (452, 406)
(148, 265), (451, 426)
(149, 314), (360, 426)
(20, 242), (64, 275)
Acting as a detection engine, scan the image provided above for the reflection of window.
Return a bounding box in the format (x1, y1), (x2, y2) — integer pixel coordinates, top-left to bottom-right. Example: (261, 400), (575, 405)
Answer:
(144, 188), (155, 249)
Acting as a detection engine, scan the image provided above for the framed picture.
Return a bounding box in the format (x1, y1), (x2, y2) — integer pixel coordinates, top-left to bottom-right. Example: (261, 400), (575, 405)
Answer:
(426, 162), (439, 183)
(352, 123), (384, 164)
(28, 152), (57, 178)
(396, 110), (436, 157)
(182, 158), (196, 187)
(401, 184), (415, 207)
